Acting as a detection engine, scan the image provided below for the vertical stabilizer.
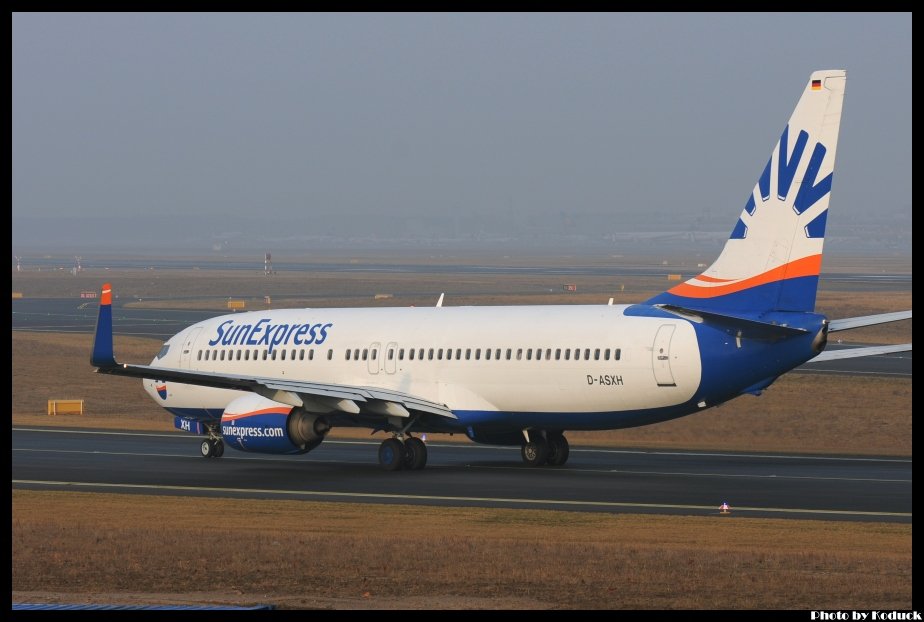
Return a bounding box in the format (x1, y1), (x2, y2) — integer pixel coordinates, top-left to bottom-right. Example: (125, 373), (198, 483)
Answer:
(649, 70), (846, 313)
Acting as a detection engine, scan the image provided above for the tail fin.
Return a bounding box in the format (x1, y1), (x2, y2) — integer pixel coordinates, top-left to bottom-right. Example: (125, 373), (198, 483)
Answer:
(648, 70), (846, 314)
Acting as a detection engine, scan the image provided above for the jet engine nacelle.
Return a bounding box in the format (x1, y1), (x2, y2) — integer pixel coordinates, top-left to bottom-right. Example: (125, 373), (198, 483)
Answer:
(221, 394), (330, 454)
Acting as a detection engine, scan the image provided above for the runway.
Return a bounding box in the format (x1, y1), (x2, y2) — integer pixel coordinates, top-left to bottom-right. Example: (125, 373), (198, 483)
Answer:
(12, 427), (911, 523)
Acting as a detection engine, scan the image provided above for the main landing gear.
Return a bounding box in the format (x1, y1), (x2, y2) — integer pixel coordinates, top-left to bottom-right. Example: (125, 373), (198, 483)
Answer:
(521, 430), (570, 467)
(378, 435), (428, 471)
(200, 427), (225, 458)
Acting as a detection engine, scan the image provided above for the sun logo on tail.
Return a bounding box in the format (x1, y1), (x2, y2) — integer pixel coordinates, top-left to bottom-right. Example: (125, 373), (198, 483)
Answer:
(730, 125), (833, 242)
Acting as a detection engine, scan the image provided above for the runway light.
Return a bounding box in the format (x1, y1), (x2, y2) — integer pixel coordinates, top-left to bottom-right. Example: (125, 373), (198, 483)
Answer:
(421, 433), (427, 443)
(720, 501), (731, 515)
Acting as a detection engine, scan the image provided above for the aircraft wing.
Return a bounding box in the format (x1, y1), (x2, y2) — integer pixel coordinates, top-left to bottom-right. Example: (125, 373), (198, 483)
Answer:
(811, 343), (912, 362)
(828, 310), (911, 332)
(90, 284), (455, 421)
(95, 362), (456, 419)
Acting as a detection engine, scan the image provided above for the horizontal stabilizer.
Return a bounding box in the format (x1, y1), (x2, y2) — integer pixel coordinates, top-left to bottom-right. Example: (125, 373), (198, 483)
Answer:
(657, 304), (808, 340)
(828, 311), (912, 332)
(811, 343), (911, 362)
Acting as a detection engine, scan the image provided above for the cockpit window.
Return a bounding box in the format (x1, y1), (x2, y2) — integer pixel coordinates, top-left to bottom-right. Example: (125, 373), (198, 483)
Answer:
(156, 344), (170, 360)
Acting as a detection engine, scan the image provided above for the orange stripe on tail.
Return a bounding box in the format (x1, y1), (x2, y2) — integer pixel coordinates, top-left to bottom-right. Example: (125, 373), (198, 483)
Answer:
(101, 283), (112, 306)
(668, 255), (822, 298)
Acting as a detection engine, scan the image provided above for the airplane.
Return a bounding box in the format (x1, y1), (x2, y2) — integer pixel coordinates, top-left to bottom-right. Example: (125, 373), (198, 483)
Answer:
(91, 69), (911, 471)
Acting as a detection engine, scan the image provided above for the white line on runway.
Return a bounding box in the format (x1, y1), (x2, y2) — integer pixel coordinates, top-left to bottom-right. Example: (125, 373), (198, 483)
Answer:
(13, 447), (911, 483)
(11, 479), (911, 519)
(12, 427), (912, 463)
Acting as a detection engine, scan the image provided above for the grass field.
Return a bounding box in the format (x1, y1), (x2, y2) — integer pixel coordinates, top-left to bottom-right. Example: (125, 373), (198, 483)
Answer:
(11, 491), (913, 609)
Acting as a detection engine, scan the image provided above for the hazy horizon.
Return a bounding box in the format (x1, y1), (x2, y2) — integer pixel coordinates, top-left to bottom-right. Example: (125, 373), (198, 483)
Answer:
(13, 13), (912, 257)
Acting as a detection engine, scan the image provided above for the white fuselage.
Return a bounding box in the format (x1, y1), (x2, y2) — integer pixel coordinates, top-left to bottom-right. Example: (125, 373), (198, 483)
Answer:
(146, 305), (703, 429)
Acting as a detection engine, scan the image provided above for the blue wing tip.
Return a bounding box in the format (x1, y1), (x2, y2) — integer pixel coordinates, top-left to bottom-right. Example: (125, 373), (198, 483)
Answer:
(91, 283), (117, 368)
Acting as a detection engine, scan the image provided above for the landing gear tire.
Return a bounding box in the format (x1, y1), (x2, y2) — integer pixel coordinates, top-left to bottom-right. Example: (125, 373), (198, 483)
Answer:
(403, 437), (428, 470)
(546, 433), (569, 467)
(521, 439), (550, 466)
(379, 438), (406, 471)
(201, 438), (224, 458)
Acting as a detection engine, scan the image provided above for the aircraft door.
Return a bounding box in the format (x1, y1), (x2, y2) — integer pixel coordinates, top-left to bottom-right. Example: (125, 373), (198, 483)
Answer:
(368, 342), (381, 374)
(652, 324), (677, 387)
(384, 342), (398, 374)
(180, 327), (203, 369)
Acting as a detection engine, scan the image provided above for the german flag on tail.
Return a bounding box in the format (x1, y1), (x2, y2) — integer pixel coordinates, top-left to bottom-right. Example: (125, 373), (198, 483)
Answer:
(811, 79), (822, 90)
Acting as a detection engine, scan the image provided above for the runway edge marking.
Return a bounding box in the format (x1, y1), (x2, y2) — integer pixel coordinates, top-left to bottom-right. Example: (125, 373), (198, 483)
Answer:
(12, 479), (911, 519)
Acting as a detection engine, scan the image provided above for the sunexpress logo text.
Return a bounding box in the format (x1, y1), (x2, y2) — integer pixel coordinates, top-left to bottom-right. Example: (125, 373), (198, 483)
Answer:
(208, 319), (333, 353)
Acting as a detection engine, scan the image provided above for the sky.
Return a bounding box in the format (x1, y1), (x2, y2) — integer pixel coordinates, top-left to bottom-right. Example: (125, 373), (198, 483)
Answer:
(12, 12), (912, 255)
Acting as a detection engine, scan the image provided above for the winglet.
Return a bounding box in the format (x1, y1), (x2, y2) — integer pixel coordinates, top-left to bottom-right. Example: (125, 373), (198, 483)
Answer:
(436, 293), (444, 308)
(91, 282), (117, 368)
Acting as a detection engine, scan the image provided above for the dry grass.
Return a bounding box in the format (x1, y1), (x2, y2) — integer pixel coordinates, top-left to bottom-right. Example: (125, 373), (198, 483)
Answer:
(12, 331), (912, 455)
(11, 490), (912, 609)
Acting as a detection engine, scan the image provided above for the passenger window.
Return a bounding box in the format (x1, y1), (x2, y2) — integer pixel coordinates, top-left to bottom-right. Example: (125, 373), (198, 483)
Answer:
(438, 348), (443, 360)
(309, 350), (315, 361)
(526, 349), (532, 361)
(495, 349), (501, 360)
(271, 350), (277, 361)
(197, 351), (202, 361)
(244, 350), (250, 361)
(346, 350), (352, 361)
(545, 348), (552, 360)
(565, 349), (571, 360)
(418, 348), (424, 360)
(456, 348), (462, 359)
(516, 349), (523, 360)
(428, 348), (434, 360)
(220, 351), (225, 361)
(372, 349), (377, 360)
(362, 349), (368, 361)
(409, 349), (416, 361)
(594, 348), (600, 360)
(585, 348), (591, 360)
(604, 348), (610, 361)
(574, 349), (580, 361)
(388, 349), (394, 361)
(399, 348), (405, 360)
(614, 348), (621, 361)
(263, 350), (268, 361)
(281, 350), (286, 361)
(475, 348), (481, 360)
(555, 348), (561, 360)
(327, 349), (333, 360)
(299, 350), (304, 361)
(446, 349), (452, 360)
(485, 349), (492, 361)
(466, 348), (471, 360)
